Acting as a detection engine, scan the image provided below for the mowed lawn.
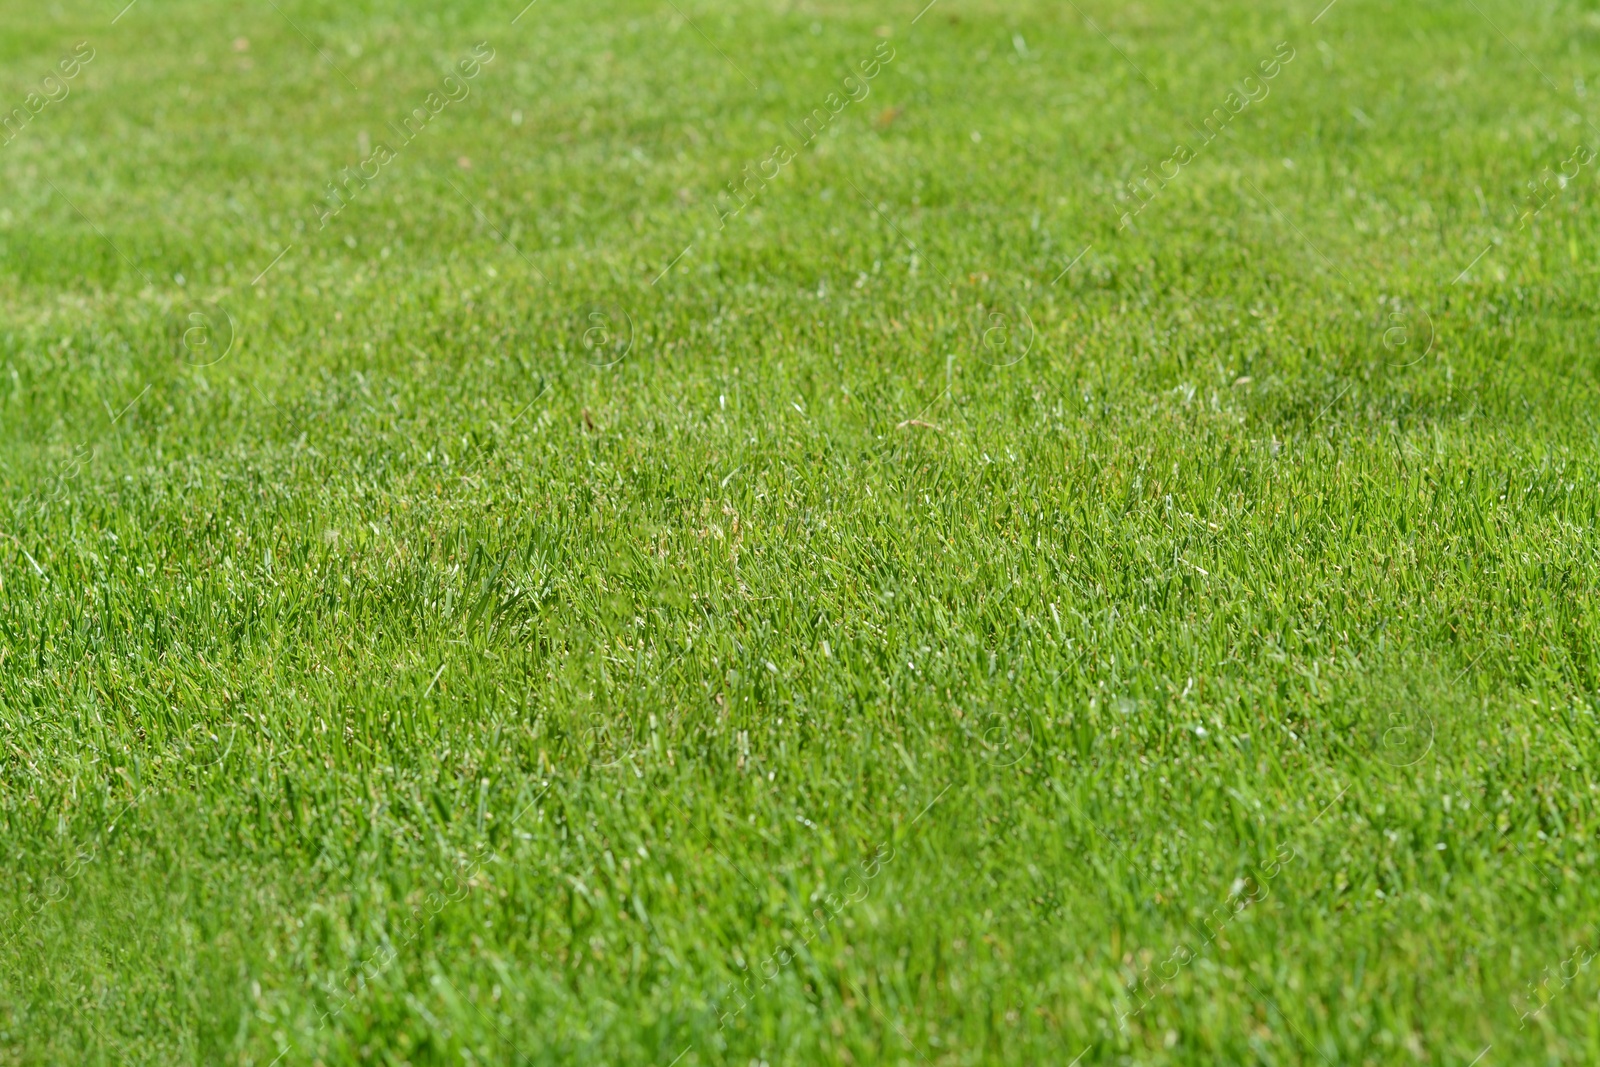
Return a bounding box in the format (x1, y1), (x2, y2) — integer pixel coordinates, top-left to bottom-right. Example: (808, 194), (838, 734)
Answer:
(3, 0), (1600, 1063)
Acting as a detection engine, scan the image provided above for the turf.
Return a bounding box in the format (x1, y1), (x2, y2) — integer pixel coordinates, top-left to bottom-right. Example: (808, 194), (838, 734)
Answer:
(2, 0), (1600, 1064)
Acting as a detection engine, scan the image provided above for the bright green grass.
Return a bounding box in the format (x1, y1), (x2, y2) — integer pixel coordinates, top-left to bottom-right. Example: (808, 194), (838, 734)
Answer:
(3, 0), (1600, 1063)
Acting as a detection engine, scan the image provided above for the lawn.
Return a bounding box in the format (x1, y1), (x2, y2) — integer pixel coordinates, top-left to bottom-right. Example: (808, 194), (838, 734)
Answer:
(2, 0), (1599, 1063)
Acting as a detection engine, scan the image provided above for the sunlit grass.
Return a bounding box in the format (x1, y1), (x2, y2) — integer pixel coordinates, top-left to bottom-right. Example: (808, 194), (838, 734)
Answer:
(2, 0), (1599, 1064)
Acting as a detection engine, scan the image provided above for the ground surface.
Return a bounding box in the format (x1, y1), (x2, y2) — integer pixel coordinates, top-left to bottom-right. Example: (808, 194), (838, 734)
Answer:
(2, 0), (1599, 1064)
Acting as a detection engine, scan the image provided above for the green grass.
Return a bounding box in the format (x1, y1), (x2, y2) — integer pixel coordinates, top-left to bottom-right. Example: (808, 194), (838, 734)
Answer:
(3, 0), (1600, 1063)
